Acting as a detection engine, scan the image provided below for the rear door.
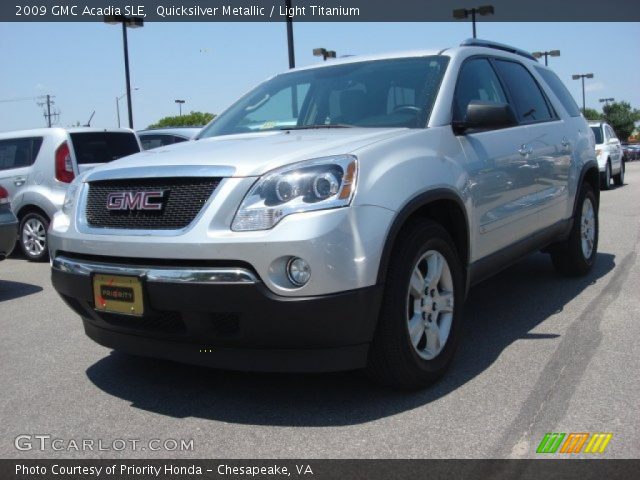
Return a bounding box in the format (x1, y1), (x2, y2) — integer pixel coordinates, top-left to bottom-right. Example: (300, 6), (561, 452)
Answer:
(605, 125), (623, 171)
(69, 131), (141, 174)
(0, 136), (43, 200)
(453, 57), (543, 259)
(491, 59), (570, 230)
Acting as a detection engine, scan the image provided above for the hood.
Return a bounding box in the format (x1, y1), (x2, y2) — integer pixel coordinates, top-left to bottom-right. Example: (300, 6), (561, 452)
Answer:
(85, 128), (409, 180)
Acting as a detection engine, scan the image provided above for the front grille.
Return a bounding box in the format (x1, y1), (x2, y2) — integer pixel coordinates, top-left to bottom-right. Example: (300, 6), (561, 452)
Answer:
(85, 177), (220, 230)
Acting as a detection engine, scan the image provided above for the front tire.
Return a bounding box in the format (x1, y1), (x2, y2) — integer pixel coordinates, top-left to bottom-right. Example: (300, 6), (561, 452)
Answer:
(550, 183), (598, 276)
(19, 211), (50, 262)
(366, 219), (464, 390)
(613, 160), (625, 186)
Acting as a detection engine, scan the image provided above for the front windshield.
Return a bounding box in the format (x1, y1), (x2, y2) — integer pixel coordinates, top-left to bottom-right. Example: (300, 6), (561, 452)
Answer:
(590, 126), (604, 144)
(199, 56), (448, 138)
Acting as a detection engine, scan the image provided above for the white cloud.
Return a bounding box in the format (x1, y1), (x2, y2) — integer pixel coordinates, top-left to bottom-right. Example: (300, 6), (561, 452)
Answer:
(584, 81), (605, 93)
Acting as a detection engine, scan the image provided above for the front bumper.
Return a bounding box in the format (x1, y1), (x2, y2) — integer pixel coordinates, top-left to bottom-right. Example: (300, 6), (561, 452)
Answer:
(51, 255), (383, 372)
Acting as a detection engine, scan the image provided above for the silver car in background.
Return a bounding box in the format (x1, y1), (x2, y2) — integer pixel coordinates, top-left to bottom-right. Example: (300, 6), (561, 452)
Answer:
(137, 127), (201, 150)
(0, 128), (141, 261)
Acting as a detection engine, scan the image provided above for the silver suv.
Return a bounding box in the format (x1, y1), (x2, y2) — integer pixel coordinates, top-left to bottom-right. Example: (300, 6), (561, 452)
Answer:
(50, 40), (600, 389)
(0, 128), (141, 261)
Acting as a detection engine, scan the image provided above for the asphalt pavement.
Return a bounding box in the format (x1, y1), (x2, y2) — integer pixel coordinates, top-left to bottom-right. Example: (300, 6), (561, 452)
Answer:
(1, 163), (639, 459)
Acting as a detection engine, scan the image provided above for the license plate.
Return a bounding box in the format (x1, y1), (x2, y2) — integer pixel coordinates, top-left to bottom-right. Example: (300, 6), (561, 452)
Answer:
(93, 274), (144, 316)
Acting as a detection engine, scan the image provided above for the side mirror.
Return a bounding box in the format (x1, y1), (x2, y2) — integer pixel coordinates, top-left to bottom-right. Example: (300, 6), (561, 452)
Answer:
(454, 100), (518, 133)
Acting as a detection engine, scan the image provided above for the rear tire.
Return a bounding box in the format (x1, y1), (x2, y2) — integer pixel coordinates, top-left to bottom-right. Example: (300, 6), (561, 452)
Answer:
(613, 160), (625, 186)
(19, 211), (50, 262)
(550, 183), (598, 276)
(366, 219), (464, 390)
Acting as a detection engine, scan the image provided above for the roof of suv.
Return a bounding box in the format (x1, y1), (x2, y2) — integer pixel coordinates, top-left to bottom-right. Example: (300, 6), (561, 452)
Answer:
(288, 38), (539, 74)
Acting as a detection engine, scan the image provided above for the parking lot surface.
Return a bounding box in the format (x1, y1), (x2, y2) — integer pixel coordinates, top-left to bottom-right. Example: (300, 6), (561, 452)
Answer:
(1, 163), (639, 459)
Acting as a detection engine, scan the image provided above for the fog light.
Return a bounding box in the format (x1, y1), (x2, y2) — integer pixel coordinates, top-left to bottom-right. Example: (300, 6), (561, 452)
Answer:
(287, 257), (311, 287)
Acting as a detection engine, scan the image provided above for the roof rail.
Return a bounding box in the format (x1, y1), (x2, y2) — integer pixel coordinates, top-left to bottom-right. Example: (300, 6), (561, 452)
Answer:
(460, 38), (538, 62)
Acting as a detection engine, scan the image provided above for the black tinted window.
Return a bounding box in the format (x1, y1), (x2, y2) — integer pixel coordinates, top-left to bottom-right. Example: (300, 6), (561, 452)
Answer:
(535, 67), (581, 117)
(494, 60), (552, 123)
(70, 132), (140, 164)
(453, 58), (508, 122)
(0, 137), (43, 171)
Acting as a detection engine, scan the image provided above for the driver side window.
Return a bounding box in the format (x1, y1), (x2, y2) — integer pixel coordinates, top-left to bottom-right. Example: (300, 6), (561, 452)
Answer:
(453, 58), (508, 123)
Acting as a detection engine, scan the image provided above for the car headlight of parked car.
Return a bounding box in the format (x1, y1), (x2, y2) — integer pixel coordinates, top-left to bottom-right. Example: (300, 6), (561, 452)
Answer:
(232, 155), (358, 231)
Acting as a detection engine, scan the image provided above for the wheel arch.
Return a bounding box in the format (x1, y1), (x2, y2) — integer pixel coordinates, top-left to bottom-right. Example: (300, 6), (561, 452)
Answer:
(376, 189), (470, 293)
(16, 204), (51, 223)
(575, 161), (600, 216)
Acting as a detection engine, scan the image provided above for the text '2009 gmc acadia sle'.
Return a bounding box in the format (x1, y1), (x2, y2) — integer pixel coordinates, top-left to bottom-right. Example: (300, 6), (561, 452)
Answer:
(50, 39), (600, 389)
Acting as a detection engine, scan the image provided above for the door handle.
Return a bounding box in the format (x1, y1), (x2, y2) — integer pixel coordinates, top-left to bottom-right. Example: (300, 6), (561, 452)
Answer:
(518, 145), (533, 156)
(13, 177), (26, 186)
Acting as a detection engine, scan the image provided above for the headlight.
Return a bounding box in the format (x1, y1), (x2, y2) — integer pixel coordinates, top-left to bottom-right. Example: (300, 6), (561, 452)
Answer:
(61, 173), (87, 215)
(232, 155), (357, 231)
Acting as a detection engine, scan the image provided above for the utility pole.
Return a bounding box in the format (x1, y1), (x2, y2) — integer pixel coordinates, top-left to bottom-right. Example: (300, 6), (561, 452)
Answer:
(37, 94), (57, 127)
(46, 95), (52, 127)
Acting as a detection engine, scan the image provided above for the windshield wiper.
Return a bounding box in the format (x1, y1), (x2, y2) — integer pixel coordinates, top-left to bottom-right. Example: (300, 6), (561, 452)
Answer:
(279, 124), (354, 130)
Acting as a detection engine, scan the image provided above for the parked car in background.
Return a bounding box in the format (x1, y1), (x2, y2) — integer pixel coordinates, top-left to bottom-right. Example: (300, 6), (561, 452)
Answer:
(589, 121), (624, 189)
(622, 142), (640, 161)
(0, 186), (18, 261)
(137, 127), (201, 150)
(51, 39), (600, 389)
(0, 128), (141, 261)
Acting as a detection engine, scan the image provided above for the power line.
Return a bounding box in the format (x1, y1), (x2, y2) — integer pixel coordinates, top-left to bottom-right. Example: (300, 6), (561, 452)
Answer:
(0, 96), (38, 103)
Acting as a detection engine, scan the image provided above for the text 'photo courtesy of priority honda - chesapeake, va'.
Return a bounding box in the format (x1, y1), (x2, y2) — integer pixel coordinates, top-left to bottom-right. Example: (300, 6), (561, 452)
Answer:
(0, 1), (639, 479)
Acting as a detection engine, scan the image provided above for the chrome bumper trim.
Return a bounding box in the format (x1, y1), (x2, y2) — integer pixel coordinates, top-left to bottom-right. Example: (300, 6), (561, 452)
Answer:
(52, 256), (259, 284)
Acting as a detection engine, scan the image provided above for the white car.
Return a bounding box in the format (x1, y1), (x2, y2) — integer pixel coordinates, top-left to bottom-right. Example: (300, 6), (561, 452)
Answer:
(589, 121), (624, 189)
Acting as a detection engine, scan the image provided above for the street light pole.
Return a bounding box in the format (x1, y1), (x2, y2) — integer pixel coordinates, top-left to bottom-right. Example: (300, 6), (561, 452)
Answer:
(115, 96), (120, 128)
(599, 97), (615, 107)
(572, 73), (594, 113)
(104, 15), (144, 129)
(453, 5), (494, 39)
(115, 88), (138, 128)
(285, 0), (295, 68)
(532, 50), (560, 66)
(175, 99), (186, 116)
(121, 22), (134, 129)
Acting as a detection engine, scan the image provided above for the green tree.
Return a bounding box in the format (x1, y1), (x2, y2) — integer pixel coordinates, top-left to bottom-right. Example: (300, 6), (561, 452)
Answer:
(148, 111), (215, 129)
(582, 108), (602, 121)
(602, 101), (640, 141)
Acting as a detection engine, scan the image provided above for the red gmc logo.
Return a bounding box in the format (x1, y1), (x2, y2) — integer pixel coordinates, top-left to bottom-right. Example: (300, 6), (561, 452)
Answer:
(106, 191), (165, 211)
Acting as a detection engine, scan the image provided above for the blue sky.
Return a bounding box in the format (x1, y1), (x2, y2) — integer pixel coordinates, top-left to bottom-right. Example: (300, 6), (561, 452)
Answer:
(0, 21), (638, 132)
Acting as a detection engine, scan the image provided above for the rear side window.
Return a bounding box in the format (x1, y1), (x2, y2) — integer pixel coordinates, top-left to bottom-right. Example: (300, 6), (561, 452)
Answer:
(0, 137), (43, 171)
(140, 134), (188, 150)
(453, 58), (508, 122)
(535, 67), (581, 117)
(70, 132), (140, 164)
(590, 126), (604, 144)
(493, 60), (553, 123)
